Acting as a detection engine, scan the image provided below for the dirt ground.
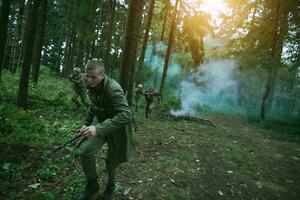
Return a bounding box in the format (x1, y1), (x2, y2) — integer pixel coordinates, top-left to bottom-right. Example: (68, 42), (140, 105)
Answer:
(113, 112), (300, 200)
(1, 112), (300, 200)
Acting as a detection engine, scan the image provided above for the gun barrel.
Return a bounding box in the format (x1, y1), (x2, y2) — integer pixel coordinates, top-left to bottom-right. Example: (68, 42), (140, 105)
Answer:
(52, 130), (82, 153)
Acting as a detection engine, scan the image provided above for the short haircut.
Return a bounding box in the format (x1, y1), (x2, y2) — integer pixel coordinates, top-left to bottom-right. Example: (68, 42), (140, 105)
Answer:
(85, 60), (105, 74)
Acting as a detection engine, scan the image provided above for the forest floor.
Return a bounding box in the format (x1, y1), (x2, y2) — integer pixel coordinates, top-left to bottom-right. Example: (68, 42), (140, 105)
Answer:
(0, 69), (300, 200)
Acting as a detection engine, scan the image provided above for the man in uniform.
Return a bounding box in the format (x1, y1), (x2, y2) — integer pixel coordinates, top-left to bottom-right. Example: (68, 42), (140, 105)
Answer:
(134, 84), (143, 111)
(69, 67), (89, 108)
(144, 85), (158, 118)
(76, 60), (135, 200)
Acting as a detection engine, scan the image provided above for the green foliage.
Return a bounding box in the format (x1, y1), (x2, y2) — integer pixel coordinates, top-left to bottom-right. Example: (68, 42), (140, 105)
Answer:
(0, 68), (87, 199)
(162, 94), (181, 110)
(175, 52), (194, 70)
(0, 100), (52, 142)
(140, 63), (158, 86)
(0, 67), (83, 145)
(248, 115), (300, 138)
(36, 163), (58, 181)
(1, 0), (300, 198)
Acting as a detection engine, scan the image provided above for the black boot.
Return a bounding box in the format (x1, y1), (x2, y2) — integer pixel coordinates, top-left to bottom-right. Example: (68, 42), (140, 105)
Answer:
(100, 182), (115, 200)
(78, 179), (99, 200)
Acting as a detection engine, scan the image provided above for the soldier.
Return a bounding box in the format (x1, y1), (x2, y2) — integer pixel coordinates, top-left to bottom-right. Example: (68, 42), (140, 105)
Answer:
(76, 60), (135, 200)
(69, 67), (88, 108)
(144, 85), (159, 118)
(134, 84), (143, 111)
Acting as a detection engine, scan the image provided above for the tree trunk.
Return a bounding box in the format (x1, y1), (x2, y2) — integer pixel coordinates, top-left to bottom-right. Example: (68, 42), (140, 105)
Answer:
(260, 0), (281, 119)
(136, 0), (156, 85)
(8, 6), (23, 73)
(8, 24), (16, 72)
(2, 27), (12, 70)
(17, 0), (41, 108)
(75, 0), (86, 68)
(199, 35), (204, 64)
(68, 26), (77, 72)
(119, 0), (145, 105)
(104, 0), (117, 69)
(31, 0), (48, 85)
(18, 0), (33, 72)
(287, 68), (297, 113)
(91, 1), (103, 59)
(0, 0), (11, 80)
(84, 0), (97, 63)
(160, 2), (169, 41)
(63, 1), (78, 78)
(97, 1), (109, 59)
(159, 0), (180, 94)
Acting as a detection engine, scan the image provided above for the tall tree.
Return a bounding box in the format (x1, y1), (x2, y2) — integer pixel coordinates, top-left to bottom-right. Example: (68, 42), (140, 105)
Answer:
(17, 0), (41, 108)
(74, 0), (96, 68)
(0, 0), (11, 80)
(62, 0), (79, 77)
(136, 0), (156, 85)
(31, 0), (48, 85)
(83, 0), (97, 63)
(159, 0), (180, 94)
(74, 0), (88, 68)
(219, 0), (297, 116)
(18, 0), (35, 71)
(260, 0), (284, 119)
(160, 0), (170, 41)
(104, 0), (117, 70)
(119, 0), (145, 105)
(2, 18), (12, 71)
(10, 0), (25, 73)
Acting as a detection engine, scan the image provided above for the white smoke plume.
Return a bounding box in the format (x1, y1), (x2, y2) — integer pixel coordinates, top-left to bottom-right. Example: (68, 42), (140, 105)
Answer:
(171, 59), (241, 116)
(142, 42), (242, 116)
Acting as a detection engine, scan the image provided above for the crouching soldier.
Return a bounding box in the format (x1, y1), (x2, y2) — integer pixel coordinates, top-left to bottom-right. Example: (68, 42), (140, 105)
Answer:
(69, 67), (89, 108)
(76, 60), (135, 200)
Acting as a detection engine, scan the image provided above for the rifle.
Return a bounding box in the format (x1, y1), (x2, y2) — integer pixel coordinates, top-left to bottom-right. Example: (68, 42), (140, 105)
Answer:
(52, 129), (84, 153)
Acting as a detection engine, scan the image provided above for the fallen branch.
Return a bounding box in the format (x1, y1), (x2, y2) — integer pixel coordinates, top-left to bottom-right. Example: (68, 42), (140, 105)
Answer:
(156, 112), (216, 127)
(170, 114), (216, 127)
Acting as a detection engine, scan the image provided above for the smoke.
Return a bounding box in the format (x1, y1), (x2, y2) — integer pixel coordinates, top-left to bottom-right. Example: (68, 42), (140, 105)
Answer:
(142, 42), (243, 116)
(143, 42), (181, 87)
(141, 40), (297, 117)
(171, 59), (242, 116)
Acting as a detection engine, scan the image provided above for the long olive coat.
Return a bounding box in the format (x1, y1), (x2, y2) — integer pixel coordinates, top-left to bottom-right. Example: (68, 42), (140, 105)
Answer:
(84, 75), (135, 167)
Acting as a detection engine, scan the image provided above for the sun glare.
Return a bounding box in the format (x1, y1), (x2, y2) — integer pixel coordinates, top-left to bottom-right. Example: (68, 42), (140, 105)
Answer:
(199, 0), (227, 15)
(178, 0), (228, 17)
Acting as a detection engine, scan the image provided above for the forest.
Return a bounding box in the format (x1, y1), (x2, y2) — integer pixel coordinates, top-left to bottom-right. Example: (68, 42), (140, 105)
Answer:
(0, 0), (300, 199)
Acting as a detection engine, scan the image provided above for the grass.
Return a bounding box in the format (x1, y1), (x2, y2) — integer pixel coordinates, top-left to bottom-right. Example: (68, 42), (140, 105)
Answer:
(1, 68), (300, 199)
(0, 68), (87, 199)
(247, 114), (300, 142)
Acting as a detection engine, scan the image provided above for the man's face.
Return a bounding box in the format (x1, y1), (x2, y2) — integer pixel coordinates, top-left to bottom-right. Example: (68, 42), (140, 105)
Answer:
(85, 69), (105, 88)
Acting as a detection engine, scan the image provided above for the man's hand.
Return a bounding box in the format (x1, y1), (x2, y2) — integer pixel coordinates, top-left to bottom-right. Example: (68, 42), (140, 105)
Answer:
(80, 125), (97, 138)
(75, 126), (85, 137)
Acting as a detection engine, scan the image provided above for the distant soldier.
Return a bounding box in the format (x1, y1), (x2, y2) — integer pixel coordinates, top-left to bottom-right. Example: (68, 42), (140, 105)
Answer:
(134, 84), (143, 111)
(69, 67), (88, 108)
(144, 85), (159, 118)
